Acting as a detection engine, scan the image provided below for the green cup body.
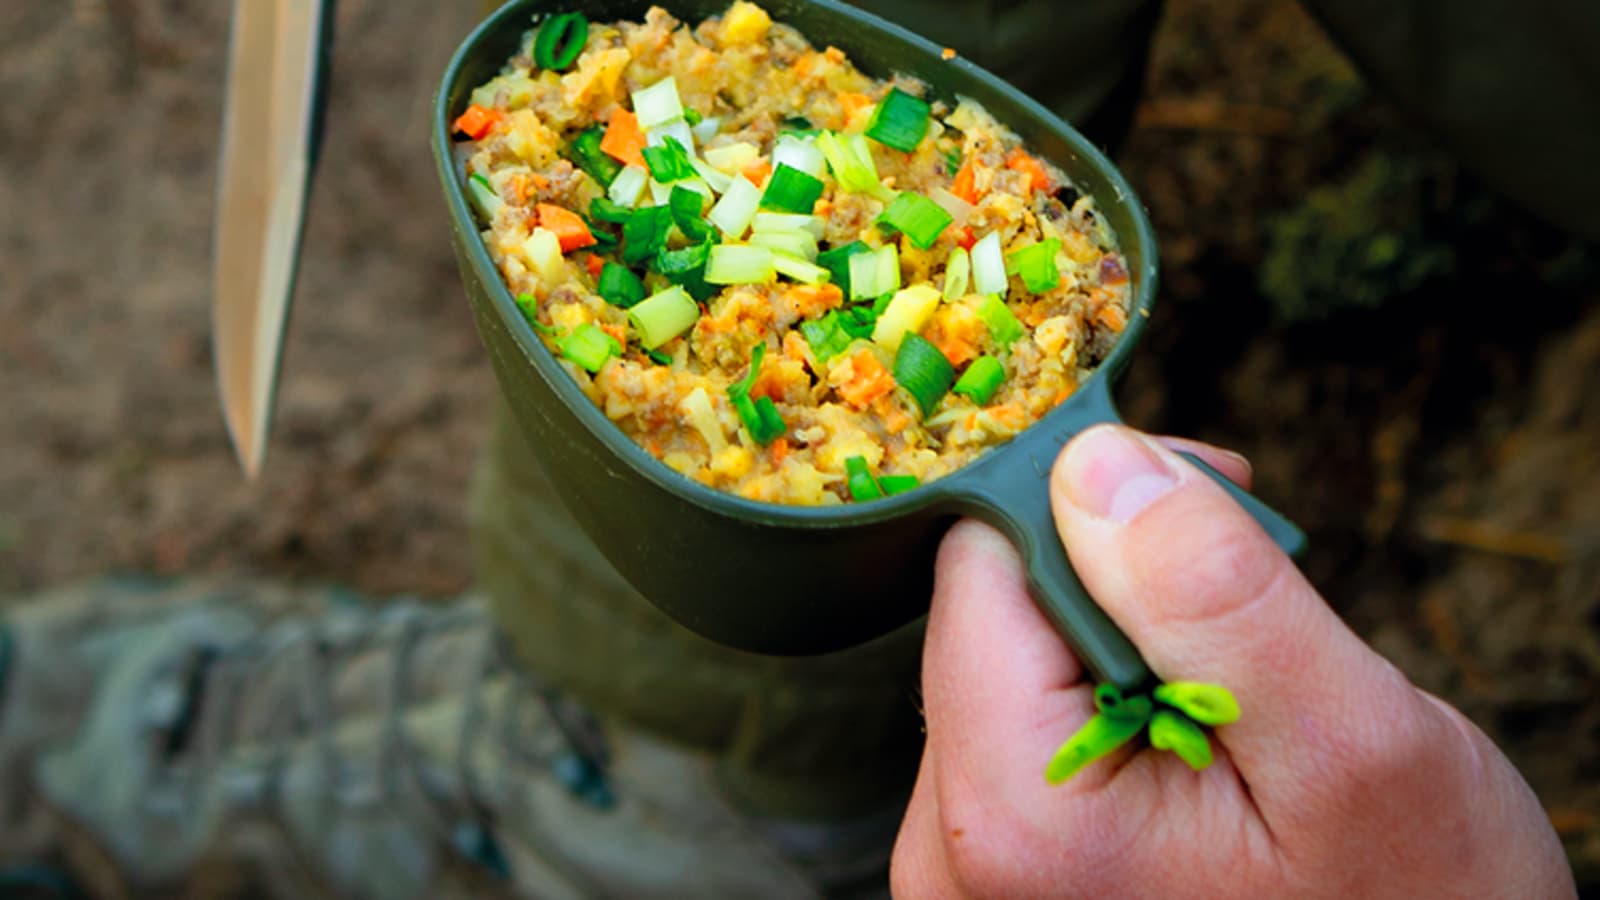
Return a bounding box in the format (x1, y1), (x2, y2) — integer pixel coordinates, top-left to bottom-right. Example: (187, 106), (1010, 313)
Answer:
(434, 0), (1159, 656)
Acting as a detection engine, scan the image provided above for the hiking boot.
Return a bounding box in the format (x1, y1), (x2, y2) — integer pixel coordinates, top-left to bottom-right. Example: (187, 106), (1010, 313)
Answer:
(0, 577), (902, 899)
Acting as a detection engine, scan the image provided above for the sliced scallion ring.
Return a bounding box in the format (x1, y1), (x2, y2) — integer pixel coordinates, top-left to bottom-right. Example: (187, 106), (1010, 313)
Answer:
(893, 333), (955, 417)
(951, 355), (1004, 404)
(533, 12), (588, 71)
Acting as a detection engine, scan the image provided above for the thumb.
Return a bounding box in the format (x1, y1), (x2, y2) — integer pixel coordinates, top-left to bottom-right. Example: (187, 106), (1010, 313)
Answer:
(1052, 425), (1429, 818)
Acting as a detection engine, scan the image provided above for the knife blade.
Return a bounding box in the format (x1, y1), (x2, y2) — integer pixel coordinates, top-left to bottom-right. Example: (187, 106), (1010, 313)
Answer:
(212, 0), (333, 478)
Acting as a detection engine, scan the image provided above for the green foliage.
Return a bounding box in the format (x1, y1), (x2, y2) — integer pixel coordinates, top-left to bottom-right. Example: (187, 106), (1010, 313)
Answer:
(1259, 154), (1456, 321)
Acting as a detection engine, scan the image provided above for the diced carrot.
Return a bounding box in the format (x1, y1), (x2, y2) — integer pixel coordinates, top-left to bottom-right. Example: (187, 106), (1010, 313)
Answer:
(451, 104), (503, 140)
(535, 204), (598, 253)
(742, 158), (772, 188)
(599, 322), (628, 346)
(600, 108), (647, 168)
(836, 350), (895, 409)
(529, 173), (551, 191)
(873, 395), (912, 434)
(988, 403), (1027, 429)
(950, 159), (979, 204)
(769, 438), (790, 464)
(931, 332), (975, 368)
(838, 91), (873, 123)
(585, 253), (605, 278)
(1052, 386), (1077, 406)
(1005, 147), (1055, 193)
(941, 47), (957, 61)
(953, 226), (976, 250)
(787, 283), (845, 318)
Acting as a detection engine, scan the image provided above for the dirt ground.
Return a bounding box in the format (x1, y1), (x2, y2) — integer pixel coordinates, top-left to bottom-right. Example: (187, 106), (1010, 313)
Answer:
(2, 0), (1597, 889)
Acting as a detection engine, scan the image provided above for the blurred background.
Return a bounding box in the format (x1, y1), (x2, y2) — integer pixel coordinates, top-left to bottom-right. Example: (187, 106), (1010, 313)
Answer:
(2, 0), (1596, 887)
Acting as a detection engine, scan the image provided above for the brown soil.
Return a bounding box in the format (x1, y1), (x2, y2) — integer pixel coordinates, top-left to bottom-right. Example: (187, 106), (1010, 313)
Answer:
(1, 0), (1596, 888)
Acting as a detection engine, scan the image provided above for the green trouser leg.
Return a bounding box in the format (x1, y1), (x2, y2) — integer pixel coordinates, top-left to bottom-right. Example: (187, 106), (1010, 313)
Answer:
(1300, 0), (1600, 243)
(470, 0), (1163, 821)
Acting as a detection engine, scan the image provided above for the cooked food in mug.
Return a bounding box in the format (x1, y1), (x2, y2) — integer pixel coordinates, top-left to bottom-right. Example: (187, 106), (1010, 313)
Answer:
(454, 2), (1132, 505)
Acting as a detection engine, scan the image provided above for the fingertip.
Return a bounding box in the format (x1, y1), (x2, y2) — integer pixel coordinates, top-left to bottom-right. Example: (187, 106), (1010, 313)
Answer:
(1151, 436), (1253, 490)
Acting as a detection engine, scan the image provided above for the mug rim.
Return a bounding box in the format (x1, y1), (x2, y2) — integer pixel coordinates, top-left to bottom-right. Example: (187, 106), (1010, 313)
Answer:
(432, 0), (1160, 530)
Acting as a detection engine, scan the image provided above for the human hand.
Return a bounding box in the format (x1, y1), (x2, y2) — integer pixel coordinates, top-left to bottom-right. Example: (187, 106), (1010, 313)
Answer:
(891, 424), (1574, 898)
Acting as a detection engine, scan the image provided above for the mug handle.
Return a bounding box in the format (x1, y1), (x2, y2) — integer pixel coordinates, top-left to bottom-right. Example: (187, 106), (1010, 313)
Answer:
(946, 380), (1307, 691)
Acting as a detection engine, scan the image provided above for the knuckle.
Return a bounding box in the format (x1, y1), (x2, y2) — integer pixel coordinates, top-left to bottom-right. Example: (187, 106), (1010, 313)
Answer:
(1140, 517), (1291, 631)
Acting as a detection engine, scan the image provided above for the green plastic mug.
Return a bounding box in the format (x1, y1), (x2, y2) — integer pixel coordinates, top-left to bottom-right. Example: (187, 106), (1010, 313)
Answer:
(433, 0), (1305, 691)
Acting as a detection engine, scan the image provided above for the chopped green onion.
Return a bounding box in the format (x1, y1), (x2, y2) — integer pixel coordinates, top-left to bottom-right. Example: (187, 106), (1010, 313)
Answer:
(772, 253), (831, 285)
(1044, 696), (1151, 785)
(690, 115), (722, 145)
(466, 172), (502, 222)
(844, 456), (883, 501)
(728, 341), (765, 396)
(704, 244), (776, 285)
(642, 137), (696, 183)
(589, 197), (633, 225)
(838, 305), (878, 339)
(669, 186), (716, 243)
(1149, 710), (1214, 771)
(597, 262), (647, 308)
(656, 240), (717, 302)
(627, 285), (699, 349)
(646, 118), (697, 158)
(952, 355), (1004, 404)
(727, 343), (784, 445)
(771, 135), (826, 179)
(533, 12), (588, 71)
(1152, 683), (1241, 726)
(584, 225), (618, 254)
(621, 205), (673, 265)
(728, 394), (785, 445)
(646, 348), (673, 365)
(893, 333), (955, 417)
(760, 164), (825, 214)
(631, 77), (684, 129)
(751, 212), (824, 238)
(514, 293), (558, 335)
(970, 231), (1008, 295)
(800, 314), (853, 362)
(977, 294), (1024, 347)
(943, 247), (971, 300)
(703, 142), (759, 175)
(877, 192), (954, 250)
(815, 131), (889, 199)
(848, 244), (900, 300)
(780, 115), (820, 138)
(865, 87), (931, 153)
(872, 284), (941, 351)
(683, 108), (703, 127)
(749, 230), (818, 261)
(878, 474), (920, 496)
(1006, 238), (1063, 293)
(817, 241), (870, 295)
(608, 165), (650, 207)
(559, 322), (620, 372)
(689, 157), (733, 193)
(707, 175), (762, 238)
(569, 126), (621, 186)
(942, 146), (962, 173)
